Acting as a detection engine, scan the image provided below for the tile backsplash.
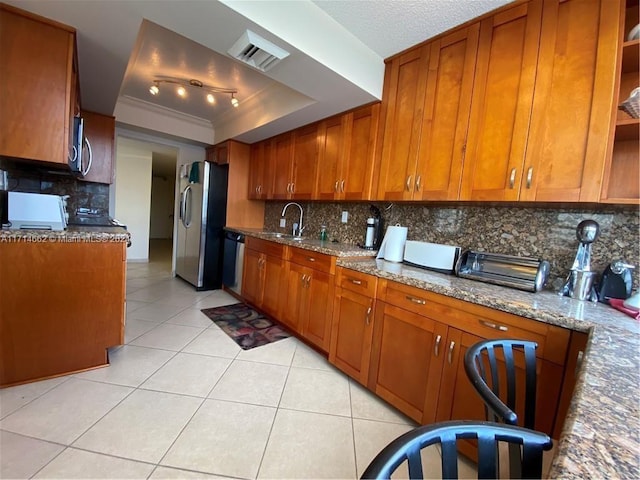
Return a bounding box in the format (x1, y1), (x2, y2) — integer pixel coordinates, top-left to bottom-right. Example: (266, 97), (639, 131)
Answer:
(265, 202), (640, 291)
(1, 159), (110, 217)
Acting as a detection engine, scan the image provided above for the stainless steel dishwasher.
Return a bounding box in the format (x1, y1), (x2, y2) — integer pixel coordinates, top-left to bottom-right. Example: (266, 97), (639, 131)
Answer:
(222, 230), (244, 295)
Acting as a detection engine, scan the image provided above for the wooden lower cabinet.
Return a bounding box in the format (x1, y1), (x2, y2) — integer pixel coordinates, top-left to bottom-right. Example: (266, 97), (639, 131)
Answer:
(435, 329), (564, 431)
(283, 261), (335, 351)
(368, 302), (448, 424)
(241, 238), (286, 319)
(329, 288), (375, 385)
(0, 240), (126, 387)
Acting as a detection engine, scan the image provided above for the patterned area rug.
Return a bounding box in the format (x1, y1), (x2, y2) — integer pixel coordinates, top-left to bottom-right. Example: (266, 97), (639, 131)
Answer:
(201, 303), (290, 350)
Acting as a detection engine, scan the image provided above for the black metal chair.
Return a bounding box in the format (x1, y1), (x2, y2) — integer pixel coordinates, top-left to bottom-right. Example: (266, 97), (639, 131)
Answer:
(464, 339), (542, 478)
(360, 420), (552, 480)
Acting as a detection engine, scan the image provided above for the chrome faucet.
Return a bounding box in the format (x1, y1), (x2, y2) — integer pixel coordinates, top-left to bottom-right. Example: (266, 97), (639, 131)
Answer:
(281, 202), (305, 237)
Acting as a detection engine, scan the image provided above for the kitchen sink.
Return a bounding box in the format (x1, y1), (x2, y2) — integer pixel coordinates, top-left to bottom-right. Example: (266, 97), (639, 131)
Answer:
(260, 232), (303, 241)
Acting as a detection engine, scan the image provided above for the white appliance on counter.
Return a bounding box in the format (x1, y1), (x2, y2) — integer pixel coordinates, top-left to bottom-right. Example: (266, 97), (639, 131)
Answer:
(403, 240), (461, 274)
(7, 192), (67, 231)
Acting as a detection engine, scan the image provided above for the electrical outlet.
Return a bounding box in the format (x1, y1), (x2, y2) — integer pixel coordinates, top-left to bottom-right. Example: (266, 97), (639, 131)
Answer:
(279, 218), (286, 228)
(341, 211), (349, 223)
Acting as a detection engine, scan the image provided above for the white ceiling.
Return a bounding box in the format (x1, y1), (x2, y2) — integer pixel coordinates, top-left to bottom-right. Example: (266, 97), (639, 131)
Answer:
(6, 0), (511, 145)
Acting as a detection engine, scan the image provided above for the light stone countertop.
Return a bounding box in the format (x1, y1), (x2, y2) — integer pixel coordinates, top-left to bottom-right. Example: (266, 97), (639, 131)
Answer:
(224, 229), (640, 477)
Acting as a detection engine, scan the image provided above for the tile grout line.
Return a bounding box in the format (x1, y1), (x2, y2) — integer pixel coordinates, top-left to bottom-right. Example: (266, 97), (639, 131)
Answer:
(253, 338), (298, 479)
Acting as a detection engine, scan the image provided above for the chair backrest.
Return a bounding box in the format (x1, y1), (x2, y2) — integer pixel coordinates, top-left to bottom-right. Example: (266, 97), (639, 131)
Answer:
(360, 420), (552, 480)
(464, 339), (539, 429)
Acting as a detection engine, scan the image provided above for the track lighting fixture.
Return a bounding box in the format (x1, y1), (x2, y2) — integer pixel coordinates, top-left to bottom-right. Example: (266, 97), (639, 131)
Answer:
(148, 76), (239, 107)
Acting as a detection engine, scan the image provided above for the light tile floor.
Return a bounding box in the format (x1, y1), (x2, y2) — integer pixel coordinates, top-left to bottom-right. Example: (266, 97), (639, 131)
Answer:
(0, 245), (481, 479)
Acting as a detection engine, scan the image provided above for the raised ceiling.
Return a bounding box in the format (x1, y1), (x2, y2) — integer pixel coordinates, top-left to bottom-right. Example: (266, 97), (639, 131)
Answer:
(5, 0), (511, 145)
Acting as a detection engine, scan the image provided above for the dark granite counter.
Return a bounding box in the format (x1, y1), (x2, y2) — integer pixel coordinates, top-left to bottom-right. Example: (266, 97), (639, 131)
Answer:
(336, 258), (640, 479)
(0, 225), (130, 243)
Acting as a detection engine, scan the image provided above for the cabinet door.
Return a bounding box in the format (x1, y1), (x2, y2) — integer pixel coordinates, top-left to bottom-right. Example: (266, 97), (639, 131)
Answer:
(291, 123), (318, 200)
(80, 110), (115, 184)
(241, 248), (264, 306)
(521, 0), (620, 202)
(369, 302), (447, 424)
(460, 1), (543, 201)
(249, 141), (271, 200)
(435, 330), (564, 439)
(415, 24), (479, 200)
(601, 1), (639, 203)
(329, 288), (375, 385)
(315, 115), (346, 200)
(271, 133), (293, 200)
(261, 253), (286, 319)
(342, 104), (380, 201)
(281, 262), (305, 334)
(0, 5), (75, 165)
(300, 268), (335, 352)
(377, 45), (430, 200)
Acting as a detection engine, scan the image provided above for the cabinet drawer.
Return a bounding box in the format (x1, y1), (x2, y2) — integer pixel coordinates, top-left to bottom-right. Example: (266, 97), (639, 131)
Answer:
(380, 281), (434, 317)
(381, 280), (569, 365)
(289, 247), (334, 273)
(245, 237), (285, 258)
(337, 267), (377, 297)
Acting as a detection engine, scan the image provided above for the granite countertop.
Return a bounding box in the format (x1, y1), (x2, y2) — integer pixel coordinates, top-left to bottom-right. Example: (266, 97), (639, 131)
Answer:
(337, 258), (640, 479)
(0, 226), (131, 243)
(226, 227), (377, 258)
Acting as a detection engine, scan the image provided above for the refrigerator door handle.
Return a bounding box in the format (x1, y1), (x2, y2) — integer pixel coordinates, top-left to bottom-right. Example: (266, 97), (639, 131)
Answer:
(184, 185), (192, 228)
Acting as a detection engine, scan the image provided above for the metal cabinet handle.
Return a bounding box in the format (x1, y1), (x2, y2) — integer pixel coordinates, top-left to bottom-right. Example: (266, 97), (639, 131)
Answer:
(291, 182), (295, 194)
(365, 306), (372, 325)
(447, 341), (455, 364)
(434, 334), (442, 357)
(479, 319), (508, 332)
(306, 275), (311, 288)
(509, 168), (516, 189)
(307, 257), (316, 262)
(406, 295), (426, 305)
(340, 180), (345, 192)
(415, 175), (421, 192)
(575, 351), (584, 378)
(405, 175), (412, 192)
(526, 167), (533, 189)
(349, 279), (362, 285)
(300, 274), (307, 286)
(335, 181), (339, 192)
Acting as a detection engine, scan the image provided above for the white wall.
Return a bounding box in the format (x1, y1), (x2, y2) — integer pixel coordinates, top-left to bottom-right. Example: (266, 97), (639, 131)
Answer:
(114, 137), (153, 261)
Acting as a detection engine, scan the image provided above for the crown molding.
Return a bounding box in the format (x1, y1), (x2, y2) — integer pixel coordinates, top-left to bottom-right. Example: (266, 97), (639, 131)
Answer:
(117, 95), (214, 129)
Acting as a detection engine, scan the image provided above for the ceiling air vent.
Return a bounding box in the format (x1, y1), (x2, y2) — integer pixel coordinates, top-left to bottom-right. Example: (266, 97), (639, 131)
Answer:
(228, 30), (290, 72)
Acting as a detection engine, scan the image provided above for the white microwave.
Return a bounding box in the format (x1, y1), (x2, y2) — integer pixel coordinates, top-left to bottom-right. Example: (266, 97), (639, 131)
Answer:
(69, 116), (93, 177)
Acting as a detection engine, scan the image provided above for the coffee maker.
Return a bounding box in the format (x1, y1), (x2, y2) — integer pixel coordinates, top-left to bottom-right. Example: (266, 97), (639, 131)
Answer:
(360, 205), (384, 250)
(596, 260), (635, 304)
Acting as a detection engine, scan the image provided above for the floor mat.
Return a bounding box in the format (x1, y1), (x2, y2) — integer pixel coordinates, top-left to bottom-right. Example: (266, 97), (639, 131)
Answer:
(200, 303), (290, 350)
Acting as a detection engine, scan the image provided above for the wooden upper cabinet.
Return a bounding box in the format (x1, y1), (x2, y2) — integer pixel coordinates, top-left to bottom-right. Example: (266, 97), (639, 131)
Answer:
(316, 114), (347, 200)
(79, 110), (115, 184)
(315, 103), (380, 201)
(460, 1), (544, 201)
(377, 45), (430, 200)
(248, 140), (271, 200)
(415, 25), (479, 200)
(342, 104), (380, 200)
(521, 0), (621, 202)
(601, 0), (639, 204)
(0, 4), (76, 166)
(290, 123), (319, 200)
(270, 132), (294, 200)
(377, 25), (479, 201)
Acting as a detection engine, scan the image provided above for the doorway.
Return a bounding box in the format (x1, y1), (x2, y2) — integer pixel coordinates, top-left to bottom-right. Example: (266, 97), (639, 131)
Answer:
(149, 152), (178, 267)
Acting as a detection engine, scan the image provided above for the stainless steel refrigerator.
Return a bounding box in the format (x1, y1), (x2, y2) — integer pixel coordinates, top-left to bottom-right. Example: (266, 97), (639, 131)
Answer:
(175, 161), (228, 290)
